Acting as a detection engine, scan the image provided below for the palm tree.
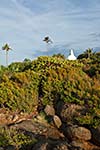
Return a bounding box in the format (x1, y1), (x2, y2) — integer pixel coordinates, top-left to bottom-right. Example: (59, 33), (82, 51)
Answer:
(2, 43), (12, 66)
(43, 36), (53, 55)
(85, 48), (93, 58)
(43, 36), (53, 44)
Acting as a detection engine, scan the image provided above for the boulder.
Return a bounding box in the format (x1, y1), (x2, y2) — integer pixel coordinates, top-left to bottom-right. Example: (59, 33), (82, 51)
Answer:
(57, 102), (86, 123)
(32, 139), (69, 150)
(32, 141), (49, 150)
(14, 119), (64, 139)
(53, 115), (62, 128)
(71, 140), (100, 150)
(91, 126), (100, 146)
(0, 147), (4, 150)
(65, 125), (91, 141)
(44, 105), (55, 116)
(5, 145), (16, 150)
(53, 142), (69, 150)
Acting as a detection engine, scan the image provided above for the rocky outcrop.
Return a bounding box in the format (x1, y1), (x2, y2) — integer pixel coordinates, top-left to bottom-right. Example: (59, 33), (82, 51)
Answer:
(91, 126), (100, 146)
(71, 140), (100, 150)
(13, 117), (64, 140)
(65, 125), (91, 141)
(32, 139), (69, 150)
(0, 105), (100, 150)
(0, 107), (38, 126)
(56, 102), (86, 123)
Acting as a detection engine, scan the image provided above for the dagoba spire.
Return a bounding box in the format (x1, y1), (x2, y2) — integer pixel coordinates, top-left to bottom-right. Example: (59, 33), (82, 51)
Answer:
(67, 49), (77, 60)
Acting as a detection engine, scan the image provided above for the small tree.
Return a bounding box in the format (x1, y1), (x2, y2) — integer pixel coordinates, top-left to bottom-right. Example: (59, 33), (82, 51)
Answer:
(2, 43), (12, 66)
(43, 36), (53, 55)
(77, 48), (93, 59)
(85, 48), (93, 58)
(52, 53), (66, 59)
(43, 36), (53, 44)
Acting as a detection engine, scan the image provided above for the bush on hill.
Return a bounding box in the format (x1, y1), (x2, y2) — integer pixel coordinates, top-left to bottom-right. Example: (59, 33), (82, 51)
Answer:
(0, 52), (100, 127)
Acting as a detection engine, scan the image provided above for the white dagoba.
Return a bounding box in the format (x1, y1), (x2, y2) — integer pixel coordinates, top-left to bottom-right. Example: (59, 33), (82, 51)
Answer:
(67, 49), (77, 60)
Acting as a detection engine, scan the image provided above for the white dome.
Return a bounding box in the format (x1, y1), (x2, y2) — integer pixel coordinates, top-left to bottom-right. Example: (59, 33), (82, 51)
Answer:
(67, 49), (77, 60)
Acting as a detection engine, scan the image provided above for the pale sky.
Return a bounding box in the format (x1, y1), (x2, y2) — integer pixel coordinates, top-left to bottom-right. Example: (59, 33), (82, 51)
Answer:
(0, 0), (100, 65)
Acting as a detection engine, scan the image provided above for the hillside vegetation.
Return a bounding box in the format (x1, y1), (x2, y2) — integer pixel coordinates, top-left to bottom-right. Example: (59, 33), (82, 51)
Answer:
(0, 51), (100, 149)
(0, 52), (100, 126)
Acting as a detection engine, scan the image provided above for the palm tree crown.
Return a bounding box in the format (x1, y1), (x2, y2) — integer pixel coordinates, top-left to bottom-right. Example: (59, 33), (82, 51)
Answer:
(2, 43), (12, 51)
(2, 43), (12, 66)
(43, 36), (53, 44)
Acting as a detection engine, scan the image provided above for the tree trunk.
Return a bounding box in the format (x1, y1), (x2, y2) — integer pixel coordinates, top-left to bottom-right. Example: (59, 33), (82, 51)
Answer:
(6, 50), (8, 66)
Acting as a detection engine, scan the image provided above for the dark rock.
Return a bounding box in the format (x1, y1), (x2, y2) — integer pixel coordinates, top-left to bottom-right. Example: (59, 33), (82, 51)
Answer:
(65, 125), (91, 141)
(13, 120), (64, 139)
(32, 139), (70, 150)
(5, 145), (16, 150)
(0, 147), (4, 150)
(32, 141), (49, 150)
(71, 140), (100, 150)
(45, 127), (64, 139)
(53, 142), (69, 150)
(91, 126), (100, 146)
(57, 102), (86, 123)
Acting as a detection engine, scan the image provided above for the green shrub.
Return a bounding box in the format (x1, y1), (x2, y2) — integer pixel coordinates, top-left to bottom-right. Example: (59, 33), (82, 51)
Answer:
(0, 54), (100, 128)
(0, 70), (39, 112)
(0, 127), (37, 148)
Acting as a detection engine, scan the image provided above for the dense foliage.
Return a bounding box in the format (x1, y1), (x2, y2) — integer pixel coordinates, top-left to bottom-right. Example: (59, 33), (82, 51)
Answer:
(0, 126), (37, 149)
(0, 52), (100, 128)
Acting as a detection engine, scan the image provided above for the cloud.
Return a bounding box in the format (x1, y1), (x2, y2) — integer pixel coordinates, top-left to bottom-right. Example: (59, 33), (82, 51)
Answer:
(89, 32), (100, 38)
(93, 47), (100, 52)
(0, 0), (100, 65)
(88, 32), (100, 43)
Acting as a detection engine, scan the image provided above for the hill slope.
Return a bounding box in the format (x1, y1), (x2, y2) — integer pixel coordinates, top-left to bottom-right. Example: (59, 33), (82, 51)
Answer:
(0, 53), (100, 149)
